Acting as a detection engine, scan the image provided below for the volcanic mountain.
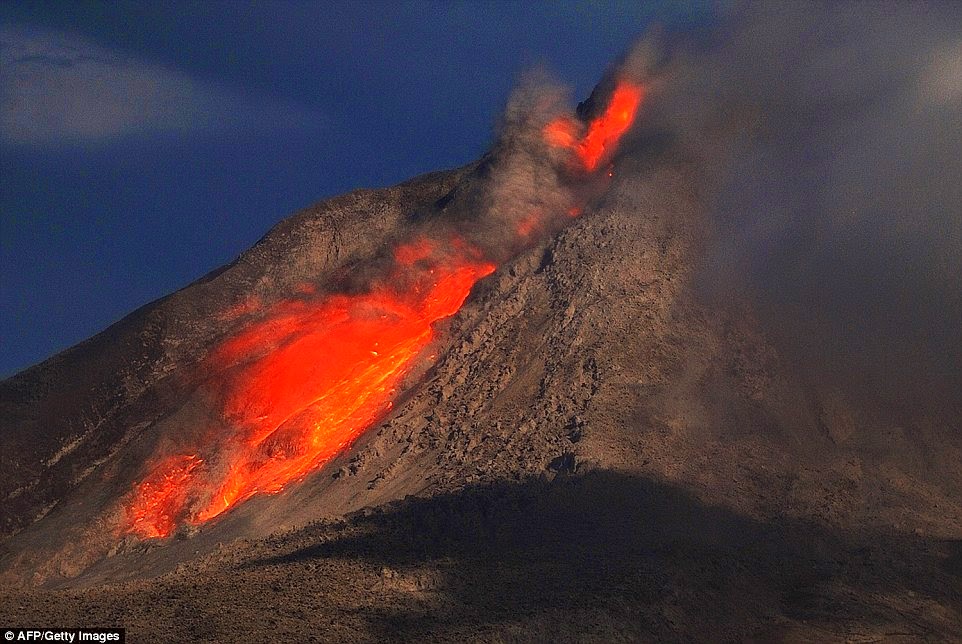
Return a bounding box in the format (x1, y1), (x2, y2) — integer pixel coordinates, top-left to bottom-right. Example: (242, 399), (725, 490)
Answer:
(2, 32), (961, 642)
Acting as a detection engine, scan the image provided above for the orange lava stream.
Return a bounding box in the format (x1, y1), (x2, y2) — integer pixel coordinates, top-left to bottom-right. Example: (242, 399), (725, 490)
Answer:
(127, 250), (493, 537)
(125, 79), (643, 539)
(518, 79), (644, 237)
(545, 80), (644, 172)
(126, 454), (204, 539)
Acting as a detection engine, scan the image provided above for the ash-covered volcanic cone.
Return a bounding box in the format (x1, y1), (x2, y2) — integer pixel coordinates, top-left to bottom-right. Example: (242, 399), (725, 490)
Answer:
(2, 7), (961, 642)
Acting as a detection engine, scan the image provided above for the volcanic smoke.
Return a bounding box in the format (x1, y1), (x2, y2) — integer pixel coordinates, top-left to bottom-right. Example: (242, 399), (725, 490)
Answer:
(125, 79), (643, 539)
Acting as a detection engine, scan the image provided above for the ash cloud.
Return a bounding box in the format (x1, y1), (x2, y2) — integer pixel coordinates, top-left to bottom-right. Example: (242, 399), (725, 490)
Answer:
(632, 4), (962, 415)
(479, 70), (577, 253)
(425, 68), (584, 264)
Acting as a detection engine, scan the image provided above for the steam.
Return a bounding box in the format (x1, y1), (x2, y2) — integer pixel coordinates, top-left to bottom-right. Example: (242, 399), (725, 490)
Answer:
(630, 4), (962, 415)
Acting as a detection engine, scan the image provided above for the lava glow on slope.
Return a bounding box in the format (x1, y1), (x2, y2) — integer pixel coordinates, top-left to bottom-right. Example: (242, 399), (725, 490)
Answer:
(545, 81), (644, 172)
(127, 246), (493, 538)
(124, 80), (643, 539)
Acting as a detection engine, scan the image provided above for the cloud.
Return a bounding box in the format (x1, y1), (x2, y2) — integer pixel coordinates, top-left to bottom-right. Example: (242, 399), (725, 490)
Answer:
(0, 25), (323, 146)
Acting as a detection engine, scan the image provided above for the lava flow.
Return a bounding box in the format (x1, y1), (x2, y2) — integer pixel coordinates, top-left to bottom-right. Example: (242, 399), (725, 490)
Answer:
(545, 80), (644, 172)
(124, 79), (643, 539)
(126, 243), (493, 538)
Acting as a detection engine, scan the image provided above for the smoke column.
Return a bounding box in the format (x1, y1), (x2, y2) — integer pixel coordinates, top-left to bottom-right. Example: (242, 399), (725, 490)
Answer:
(630, 4), (962, 419)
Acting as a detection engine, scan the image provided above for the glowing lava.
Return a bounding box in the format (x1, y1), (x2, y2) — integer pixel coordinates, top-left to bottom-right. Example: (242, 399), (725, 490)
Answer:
(124, 79), (643, 539)
(127, 245), (493, 538)
(546, 80), (644, 172)
(127, 454), (204, 539)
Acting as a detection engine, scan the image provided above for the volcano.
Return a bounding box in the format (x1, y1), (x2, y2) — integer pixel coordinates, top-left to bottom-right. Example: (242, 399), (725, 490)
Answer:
(2, 32), (961, 642)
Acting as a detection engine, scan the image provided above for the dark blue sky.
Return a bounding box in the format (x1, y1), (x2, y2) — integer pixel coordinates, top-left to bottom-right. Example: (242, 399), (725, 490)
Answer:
(0, 1), (711, 376)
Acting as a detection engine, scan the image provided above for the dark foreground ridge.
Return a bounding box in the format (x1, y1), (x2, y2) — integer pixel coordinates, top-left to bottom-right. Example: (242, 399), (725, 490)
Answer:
(3, 470), (960, 641)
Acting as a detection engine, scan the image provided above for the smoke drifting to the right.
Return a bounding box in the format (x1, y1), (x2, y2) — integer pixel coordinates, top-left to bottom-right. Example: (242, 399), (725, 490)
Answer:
(630, 5), (962, 419)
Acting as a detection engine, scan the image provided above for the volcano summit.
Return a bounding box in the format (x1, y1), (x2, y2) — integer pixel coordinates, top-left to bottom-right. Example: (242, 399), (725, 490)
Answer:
(2, 10), (961, 643)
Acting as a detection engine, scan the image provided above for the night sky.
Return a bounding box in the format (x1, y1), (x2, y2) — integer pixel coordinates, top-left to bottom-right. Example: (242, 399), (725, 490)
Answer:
(0, 1), (711, 377)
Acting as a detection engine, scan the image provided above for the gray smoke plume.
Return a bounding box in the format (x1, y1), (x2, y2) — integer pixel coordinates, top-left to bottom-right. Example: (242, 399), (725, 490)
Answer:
(424, 67), (587, 264)
(632, 4), (962, 418)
